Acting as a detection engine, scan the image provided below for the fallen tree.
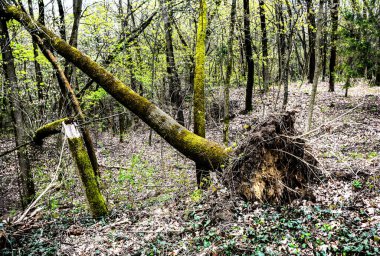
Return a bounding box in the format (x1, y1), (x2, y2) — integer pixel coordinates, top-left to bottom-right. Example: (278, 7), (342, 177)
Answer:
(34, 119), (108, 218)
(0, 3), (227, 170)
(0, 3), (320, 205)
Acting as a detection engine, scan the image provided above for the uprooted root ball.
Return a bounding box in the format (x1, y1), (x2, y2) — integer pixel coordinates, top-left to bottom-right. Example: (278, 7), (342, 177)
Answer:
(224, 111), (321, 203)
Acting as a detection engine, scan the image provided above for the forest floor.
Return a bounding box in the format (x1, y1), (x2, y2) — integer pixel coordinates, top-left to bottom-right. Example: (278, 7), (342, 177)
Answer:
(1, 81), (380, 255)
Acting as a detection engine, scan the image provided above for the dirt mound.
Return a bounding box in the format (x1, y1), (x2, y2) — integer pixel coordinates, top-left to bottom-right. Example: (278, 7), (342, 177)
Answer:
(224, 111), (321, 203)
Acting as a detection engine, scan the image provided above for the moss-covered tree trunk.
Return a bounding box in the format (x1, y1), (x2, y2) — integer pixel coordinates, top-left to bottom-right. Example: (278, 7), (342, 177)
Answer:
(193, 0), (210, 186)
(62, 122), (108, 218)
(0, 3), (227, 170)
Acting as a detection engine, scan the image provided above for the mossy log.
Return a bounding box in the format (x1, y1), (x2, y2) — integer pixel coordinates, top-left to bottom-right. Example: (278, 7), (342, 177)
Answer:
(0, 4), (227, 169)
(33, 118), (69, 145)
(62, 122), (108, 218)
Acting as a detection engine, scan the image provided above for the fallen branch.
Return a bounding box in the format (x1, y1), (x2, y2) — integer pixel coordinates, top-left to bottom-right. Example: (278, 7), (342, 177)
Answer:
(14, 135), (66, 224)
(0, 141), (31, 158)
(300, 102), (365, 138)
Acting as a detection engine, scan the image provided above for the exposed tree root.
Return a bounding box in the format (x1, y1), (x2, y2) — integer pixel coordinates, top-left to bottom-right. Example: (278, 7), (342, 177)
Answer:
(224, 111), (321, 203)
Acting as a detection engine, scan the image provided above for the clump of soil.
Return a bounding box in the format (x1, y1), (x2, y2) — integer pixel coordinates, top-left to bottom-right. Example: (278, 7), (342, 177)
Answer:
(224, 111), (321, 203)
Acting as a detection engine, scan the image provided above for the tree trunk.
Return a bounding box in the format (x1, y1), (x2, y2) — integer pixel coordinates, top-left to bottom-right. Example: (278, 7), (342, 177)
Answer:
(276, 3), (286, 85)
(243, 0), (254, 113)
(259, 0), (269, 91)
(223, 0), (237, 145)
(0, 4), (227, 170)
(375, 35), (380, 86)
(56, 0), (66, 40)
(160, 0), (185, 126)
(282, 0), (294, 108)
(307, 0), (324, 131)
(62, 122), (108, 218)
(193, 0), (211, 186)
(27, 0), (44, 115)
(0, 17), (35, 207)
(306, 0), (316, 84)
(64, 0), (82, 87)
(328, 0), (339, 91)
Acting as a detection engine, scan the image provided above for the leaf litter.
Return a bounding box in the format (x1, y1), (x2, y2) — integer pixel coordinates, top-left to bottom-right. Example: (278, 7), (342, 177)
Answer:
(1, 81), (379, 255)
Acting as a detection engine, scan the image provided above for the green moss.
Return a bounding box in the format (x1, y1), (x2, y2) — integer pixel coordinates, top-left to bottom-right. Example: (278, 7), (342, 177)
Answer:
(178, 128), (228, 169)
(33, 118), (69, 144)
(193, 0), (207, 138)
(67, 137), (108, 218)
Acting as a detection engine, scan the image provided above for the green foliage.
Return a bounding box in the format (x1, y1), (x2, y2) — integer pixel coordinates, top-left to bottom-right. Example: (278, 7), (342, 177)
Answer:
(338, 8), (380, 81)
(352, 179), (362, 189)
(82, 88), (108, 110)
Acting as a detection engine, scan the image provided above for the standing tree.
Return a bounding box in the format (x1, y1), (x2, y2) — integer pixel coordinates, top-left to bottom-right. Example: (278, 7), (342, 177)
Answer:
(306, 0), (316, 83)
(64, 0), (83, 87)
(160, 0), (185, 125)
(223, 0), (237, 145)
(328, 0), (339, 92)
(27, 0), (44, 115)
(259, 0), (269, 91)
(193, 0), (209, 186)
(243, 0), (254, 113)
(307, 0), (324, 131)
(0, 17), (35, 207)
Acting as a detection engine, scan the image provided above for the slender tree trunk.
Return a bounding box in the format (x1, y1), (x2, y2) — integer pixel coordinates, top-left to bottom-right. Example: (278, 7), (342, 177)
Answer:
(27, 0), (44, 114)
(160, 0), (184, 125)
(64, 0), (82, 87)
(276, 3), (286, 85)
(321, 33), (327, 82)
(56, 0), (66, 40)
(223, 0), (237, 145)
(321, 1), (328, 82)
(328, 0), (339, 91)
(0, 17), (35, 207)
(194, 0), (210, 186)
(259, 0), (269, 91)
(307, 0), (324, 131)
(243, 0), (254, 112)
(306, 0), (316, 83)
(375, 35), (380, 86)
(282, 0), (294, 108)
